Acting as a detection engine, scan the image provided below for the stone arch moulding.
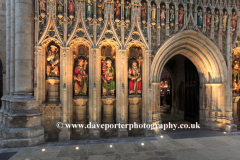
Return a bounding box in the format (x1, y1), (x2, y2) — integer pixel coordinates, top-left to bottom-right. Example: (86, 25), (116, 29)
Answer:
(151, 30), (227, 84)
(150, 30), (229, 130)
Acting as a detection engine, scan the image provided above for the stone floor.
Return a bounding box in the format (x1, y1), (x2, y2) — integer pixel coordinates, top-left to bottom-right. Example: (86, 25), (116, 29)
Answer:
(0, 128), (240, 160)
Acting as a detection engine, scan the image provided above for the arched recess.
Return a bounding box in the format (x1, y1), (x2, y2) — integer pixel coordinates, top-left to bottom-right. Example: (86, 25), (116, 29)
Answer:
(151, 30), (228, 129)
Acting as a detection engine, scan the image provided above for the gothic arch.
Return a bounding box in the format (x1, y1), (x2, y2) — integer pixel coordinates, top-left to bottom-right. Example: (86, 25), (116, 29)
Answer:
(151, 30), (227, 84)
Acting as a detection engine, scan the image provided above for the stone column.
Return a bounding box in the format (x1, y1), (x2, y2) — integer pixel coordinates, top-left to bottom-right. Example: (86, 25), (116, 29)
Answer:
(151, 83), (161, 128)
(232, 96), (240, 129)
(166, 3), (169, 36)
(0, 0), (10, 127)
(175, 4), (178, 32)
(10, 0), (15, 95)
(1, 0), (44, 148)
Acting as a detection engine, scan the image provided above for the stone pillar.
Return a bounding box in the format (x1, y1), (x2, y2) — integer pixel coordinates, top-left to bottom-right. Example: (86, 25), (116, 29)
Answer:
(73, 97), (88, 135)
(151, 83), (161, 133)
(1, 0), (44, 148)
(232, 96), (240, 129)
(10, 0), (15, 95)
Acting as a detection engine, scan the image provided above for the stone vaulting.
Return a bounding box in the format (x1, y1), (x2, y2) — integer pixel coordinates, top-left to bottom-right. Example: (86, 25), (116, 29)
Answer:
(1, 0), (240, 148)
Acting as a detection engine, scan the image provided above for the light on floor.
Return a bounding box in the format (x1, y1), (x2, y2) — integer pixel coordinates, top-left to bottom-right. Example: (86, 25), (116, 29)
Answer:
(110, 145), (113, 148)
(141, 143), (144, 146)
(223, 132), (226, 134)
(42, 149), (45, 152)
(160, 135), (163, 138)
(76, 147), (79, 150)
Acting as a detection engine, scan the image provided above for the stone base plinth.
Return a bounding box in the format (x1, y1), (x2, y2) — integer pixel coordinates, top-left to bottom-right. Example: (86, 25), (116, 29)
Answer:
(102, 96), (115, 124)
(118, 127), (128, 138)
(128, 95), (141, 133)
(0, 95), (44, 148)
(89, 129), (100, 140)
(46, 78), (60, 102)
(59, 130), (71, 142)
(144, 128), (154, 137)
(225, 123), (237, 132)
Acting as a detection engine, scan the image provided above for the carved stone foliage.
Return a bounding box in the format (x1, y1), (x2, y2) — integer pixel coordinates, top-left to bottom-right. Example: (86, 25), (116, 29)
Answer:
(41, 104), (62, 139)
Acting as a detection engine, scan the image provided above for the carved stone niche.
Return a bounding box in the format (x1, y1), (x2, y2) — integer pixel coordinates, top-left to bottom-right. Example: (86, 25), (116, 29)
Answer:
(46, 77), (60, 102)
(128, 95), (142, 133)
(73, 96), (88, 137)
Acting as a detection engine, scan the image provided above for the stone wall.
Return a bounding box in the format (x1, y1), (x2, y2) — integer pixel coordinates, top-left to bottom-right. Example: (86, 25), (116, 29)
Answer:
(0, 0), (6, 95)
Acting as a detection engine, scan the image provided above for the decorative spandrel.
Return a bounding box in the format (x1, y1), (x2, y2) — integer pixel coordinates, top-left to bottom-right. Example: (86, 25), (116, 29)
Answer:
(46, 43), (60, 77)
(101, 46), (116, 96)
(128, 45), (143, 95)
(73, 45), (89, 96)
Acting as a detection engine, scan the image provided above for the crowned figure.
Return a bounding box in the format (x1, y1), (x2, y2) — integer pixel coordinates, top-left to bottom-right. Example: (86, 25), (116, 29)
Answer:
(86, 0), (93, 20)
(68, 0), (75, 19)
(151, 3), (156, 25)
(141, 2), (147, 24)
(46, 45), (60, 77)
(160, 5), (166, 26)
(223, 11), (228, 31)
(169, 6), (174, 27)
(102, 59), (115, 96)
(39, 0), (47, 17)
(97, 0), (104, 21)
(73, 59), (88, 96)
(57, 0), (64, 18)
(231, 11), (237, 31)
(125, 0), (131, 23)
(197, 9), (203, 27)
(178, 7), (184, 27)
(128, 60), (142, 94)
(214, 10), (219, 30)
(206, 10), (211, 29)
(114, 0), (121, 22)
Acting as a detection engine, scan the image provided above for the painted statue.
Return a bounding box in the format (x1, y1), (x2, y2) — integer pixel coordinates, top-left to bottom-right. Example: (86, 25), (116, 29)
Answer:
(170, 6), (174, 27)
(102, 59), (115, 96)
(125, 0), (131, 23)
(160, 5), (166, 26)
(206, 10), (211, 29)
(68, 0), (75, 19)
(231, 11), (237, 31)
(86, 0), (93, 20)
(129, 60), (142, 94)
(114, 0), (121, 22)
(197, 9), (203, 27)
(233, 62), (239, 90)
(214, 10), (219, 30)
(73, 59), (88, 96)
(178, 7), (184, 27)
(97, 0), (104, 21)
(223, 11), (228, 31)
(39, 0), (47, 16)
(141, 2), (147, 24)
(151, 3), (156, 25)
(57, 0), (64, 18)
(46, 45), (60, 77)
